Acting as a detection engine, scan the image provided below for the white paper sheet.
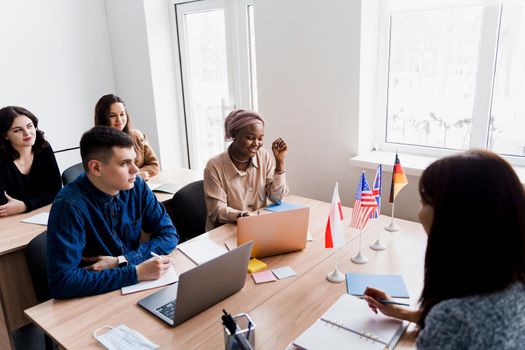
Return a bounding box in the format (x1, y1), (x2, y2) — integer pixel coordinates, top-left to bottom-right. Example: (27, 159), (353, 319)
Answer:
(177, 234), (228, 265)
(121, 265), (178, 295)
(21, 212), (49, 226)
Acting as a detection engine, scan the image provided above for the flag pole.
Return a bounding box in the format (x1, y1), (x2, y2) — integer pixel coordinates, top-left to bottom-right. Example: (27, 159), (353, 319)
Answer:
(369, 220), (386, 251)
(351, 229), (368, 264)
(385, 201), (400, 232)
(326, 248), (345, 283)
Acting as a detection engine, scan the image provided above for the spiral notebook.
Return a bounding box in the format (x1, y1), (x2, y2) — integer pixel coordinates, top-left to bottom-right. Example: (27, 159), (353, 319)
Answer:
(293, 294), (408, 350)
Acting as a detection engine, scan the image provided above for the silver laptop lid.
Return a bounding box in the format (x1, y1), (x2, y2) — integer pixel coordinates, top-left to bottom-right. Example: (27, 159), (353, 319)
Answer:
(138, 241), (253, 327)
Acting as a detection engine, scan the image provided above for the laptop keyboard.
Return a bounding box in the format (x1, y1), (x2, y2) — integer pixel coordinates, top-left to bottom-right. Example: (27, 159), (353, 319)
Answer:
(156, 300), (176, 319)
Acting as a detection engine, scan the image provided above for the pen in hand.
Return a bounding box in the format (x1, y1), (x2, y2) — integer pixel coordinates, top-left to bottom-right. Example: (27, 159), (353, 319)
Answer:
(151, 251), (174, 267)
(377, 299), (410, 306)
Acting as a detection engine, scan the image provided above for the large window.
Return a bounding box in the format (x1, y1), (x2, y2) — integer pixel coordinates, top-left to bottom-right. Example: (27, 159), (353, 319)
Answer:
(173, 0), (257, 171)
(381, 1), (525, 161)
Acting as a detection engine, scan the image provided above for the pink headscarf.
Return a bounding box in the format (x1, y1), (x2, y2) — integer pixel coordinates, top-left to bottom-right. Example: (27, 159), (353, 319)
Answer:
(224, 109), (265, 141)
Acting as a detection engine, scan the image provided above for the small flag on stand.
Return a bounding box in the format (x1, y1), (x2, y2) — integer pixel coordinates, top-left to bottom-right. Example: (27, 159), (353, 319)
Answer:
(325, 183), (345, 249)
(370, 164), (382, 219)
(350, 172), (378, 230)
(389, 154), (408, 203)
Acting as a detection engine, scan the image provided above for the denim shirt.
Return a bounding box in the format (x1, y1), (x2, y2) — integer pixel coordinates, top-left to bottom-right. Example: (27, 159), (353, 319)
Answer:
(47, 173), (178, 299)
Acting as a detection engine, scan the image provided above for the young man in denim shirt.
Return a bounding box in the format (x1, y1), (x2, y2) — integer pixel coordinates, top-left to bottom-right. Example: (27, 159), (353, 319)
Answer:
(47, 127), (178, 298)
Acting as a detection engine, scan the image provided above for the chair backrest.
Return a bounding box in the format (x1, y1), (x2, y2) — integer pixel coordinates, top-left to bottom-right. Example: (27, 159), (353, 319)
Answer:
(61, 162), (84, 186)
(25, 231), (50, 303)
(171, 180), (207, 242)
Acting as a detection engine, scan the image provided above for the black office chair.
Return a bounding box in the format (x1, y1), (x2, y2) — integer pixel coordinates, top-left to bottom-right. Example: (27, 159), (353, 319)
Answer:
(171, 180), (207, 242)
(25, 231), (55, 350)
(61, 162), (83, 186)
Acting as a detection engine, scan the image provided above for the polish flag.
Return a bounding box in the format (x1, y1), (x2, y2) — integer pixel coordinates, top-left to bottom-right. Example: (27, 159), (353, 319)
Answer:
(325, 183), (345, 248)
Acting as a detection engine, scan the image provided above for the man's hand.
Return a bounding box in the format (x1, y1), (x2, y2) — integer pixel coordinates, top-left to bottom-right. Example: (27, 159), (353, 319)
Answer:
(82, 256), (118, 271)
(136, 255), (172, 281)
(139, 170), (151, 181)
(0, 192), (27, 217)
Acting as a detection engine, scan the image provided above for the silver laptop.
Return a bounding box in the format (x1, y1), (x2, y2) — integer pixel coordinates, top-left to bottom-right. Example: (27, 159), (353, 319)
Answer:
(237, 207), (310, 258)
(138, 241), (253, 326)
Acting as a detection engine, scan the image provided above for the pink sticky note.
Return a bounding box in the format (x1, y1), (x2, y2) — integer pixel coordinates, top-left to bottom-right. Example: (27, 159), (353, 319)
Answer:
(252, 270), (277, 284)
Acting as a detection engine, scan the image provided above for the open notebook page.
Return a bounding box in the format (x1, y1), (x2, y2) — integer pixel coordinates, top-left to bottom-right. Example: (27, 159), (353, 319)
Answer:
(294, 294), (407, 350)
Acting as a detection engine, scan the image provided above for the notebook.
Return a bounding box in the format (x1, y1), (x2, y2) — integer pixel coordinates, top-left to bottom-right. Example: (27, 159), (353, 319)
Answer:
(237, 207), (310, 258)
(147, 183), (183, 194)
(265, 201), (305, 212)
(138, 241), (253, 326)
(293, 294), (408, 350)
(346, 273), (410, 298)
(177, 234), (228, 265)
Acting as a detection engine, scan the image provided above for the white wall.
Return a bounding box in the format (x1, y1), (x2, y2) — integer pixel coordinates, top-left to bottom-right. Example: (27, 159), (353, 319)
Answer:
(104, 0), (159, 156)
(0, 0), (115, 172)
(254, 0), (363, 207)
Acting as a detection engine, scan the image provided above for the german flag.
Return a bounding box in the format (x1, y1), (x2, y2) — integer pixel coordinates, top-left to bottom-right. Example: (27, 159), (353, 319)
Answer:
(389, 154), (408, 203)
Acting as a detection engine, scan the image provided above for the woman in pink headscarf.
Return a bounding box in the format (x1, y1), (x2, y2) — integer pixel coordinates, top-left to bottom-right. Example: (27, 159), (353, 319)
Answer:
(203, 109), (289, 230)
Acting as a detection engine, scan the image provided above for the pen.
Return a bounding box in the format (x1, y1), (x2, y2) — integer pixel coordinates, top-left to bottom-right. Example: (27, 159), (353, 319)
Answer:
(377, 299), (410, 306)
(246, 320), (252, 342)
(224, 242), (231, 251)
(151, 252), (161, 258)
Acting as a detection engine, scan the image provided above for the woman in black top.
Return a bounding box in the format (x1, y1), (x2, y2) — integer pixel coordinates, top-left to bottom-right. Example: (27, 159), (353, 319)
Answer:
(0, 106), (61, 217)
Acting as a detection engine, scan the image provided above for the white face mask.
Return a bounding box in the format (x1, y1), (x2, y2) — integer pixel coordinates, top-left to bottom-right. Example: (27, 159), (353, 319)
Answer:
(93, 324), (159, 350)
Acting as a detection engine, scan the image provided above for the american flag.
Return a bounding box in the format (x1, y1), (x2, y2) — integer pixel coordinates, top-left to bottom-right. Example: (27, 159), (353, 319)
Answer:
(350, 172), (378, 230)
(370, 164), (382, 219)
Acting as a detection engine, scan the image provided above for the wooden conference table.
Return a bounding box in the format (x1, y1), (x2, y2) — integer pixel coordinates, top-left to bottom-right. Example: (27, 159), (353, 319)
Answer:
(0, 167), (201, 350)
(25, 195), (427, 349)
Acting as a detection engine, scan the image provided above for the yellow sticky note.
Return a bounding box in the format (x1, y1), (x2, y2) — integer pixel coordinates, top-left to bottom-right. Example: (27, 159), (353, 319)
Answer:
(248, 258), (267, 273)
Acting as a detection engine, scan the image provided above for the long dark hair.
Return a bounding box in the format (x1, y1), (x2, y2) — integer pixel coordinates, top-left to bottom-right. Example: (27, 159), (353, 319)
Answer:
(0, 106), (49, 160)
(418, 150), (525, 326)
(94, 94), (132, 134)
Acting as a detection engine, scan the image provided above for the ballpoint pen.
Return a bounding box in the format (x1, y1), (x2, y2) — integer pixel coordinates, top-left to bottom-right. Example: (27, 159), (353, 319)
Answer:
(151, 251), (175, 267)
(246, 321), (252, 342)
(377, 299), (410, 306)
(222, 310), (253, 350)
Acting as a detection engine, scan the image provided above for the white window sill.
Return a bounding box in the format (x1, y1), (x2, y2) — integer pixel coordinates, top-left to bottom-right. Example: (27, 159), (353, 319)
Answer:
(350, 150), (525, 184)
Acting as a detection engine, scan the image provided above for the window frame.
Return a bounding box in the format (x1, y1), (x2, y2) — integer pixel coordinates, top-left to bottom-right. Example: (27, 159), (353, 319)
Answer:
(375, 0), (525, 166)
(168, 0), (256, 170)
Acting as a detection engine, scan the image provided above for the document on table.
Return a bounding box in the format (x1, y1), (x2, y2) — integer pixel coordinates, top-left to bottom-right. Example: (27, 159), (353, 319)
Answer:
(21, 212), (49, 226)
(147, 182), (183, 194)
(177, 234), (228, 265)
(121, 265), (178, 295)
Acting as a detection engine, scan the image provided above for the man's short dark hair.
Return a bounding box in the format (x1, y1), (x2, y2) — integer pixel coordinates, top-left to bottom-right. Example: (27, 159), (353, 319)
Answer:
(80, 126), (134, 171)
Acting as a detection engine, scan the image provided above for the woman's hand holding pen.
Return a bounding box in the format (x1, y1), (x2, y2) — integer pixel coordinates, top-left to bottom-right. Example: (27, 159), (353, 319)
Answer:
(363, 287), (421, 324)
(136, 253), (172, 282)
(363, 287), (399, 316)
